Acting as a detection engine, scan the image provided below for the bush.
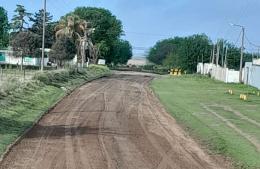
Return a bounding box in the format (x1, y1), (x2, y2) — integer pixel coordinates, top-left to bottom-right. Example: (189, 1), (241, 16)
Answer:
(33, 65), (110, 87)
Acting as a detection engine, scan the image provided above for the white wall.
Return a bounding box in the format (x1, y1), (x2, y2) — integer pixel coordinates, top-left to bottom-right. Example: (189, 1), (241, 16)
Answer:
(244, 62), (260, 89)
(253, 58), (260, 65)
(197, 63), (240, 83)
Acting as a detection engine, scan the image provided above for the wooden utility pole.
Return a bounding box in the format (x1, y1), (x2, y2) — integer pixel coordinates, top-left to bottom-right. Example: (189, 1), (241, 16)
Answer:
(41, 0), (46, 71)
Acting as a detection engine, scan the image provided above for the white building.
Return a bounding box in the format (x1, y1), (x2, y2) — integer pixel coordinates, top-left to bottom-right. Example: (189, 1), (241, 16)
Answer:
(127, 57), (149, 66)
(0, 49), (49, 66)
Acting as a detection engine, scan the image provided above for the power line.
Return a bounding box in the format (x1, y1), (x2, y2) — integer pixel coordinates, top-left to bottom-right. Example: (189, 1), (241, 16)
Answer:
(234, 29), (242, 46)
(245, 34), (260, 48)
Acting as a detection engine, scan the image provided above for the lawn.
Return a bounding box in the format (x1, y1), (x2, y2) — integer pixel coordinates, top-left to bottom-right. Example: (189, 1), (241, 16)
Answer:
(151, 75), (260, 169)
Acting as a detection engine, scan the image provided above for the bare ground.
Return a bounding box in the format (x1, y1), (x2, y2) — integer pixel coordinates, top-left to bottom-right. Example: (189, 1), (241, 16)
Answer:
(0, 73), (228, 169)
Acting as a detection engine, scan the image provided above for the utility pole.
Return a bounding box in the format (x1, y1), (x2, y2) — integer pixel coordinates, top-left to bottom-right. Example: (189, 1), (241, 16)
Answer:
(239, 27), (245, 83)
(221, 41), (225, 66)
(41, 0), (46, 71)
(230, 23), (245, 83)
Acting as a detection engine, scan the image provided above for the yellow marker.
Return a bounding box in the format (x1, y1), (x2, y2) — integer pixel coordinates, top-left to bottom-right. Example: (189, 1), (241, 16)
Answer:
(178, 69), (182, 76)
(240, 94), (248, 101)
(240, 94), (243, 99)
(244, 95), (248, 100)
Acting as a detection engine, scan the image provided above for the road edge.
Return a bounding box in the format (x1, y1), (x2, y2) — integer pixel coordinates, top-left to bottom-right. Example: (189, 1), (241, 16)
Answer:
(0, 73), (111, 163)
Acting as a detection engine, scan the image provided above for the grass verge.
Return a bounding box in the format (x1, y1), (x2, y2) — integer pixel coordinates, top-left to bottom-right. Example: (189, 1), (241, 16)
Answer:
(0, 65), (110, 157)
(151, 75), (260, 169)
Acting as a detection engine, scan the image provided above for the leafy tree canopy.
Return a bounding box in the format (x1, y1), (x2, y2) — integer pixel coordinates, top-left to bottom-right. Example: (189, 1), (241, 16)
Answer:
(109, 39), (132, 65)
(29, 9), (56, 48)
(11, 31), (40, 57)
(66, 7), (125, 63)
(0, 6), (9, 48)
(49, 36), (76, 67)
(148, 34), (252, 73)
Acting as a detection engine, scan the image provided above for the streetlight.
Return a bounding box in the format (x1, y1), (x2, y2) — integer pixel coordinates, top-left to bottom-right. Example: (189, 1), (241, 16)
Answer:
(230, 23), (245, 83)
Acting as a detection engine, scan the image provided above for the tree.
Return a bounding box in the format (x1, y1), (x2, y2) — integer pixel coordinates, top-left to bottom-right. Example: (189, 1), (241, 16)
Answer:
(0, 6), (9, 48)
(49, 36), (76, 68)
(148, 38), (176, 65)
(148, 34), (212, 73)
(29, 9), (55, 48)
(11, 4), (32, 32)
(11, 31), (40, 70)
(69, 7), (123, 63)
(148, 34), (253, 73)
(110, 39), (132, 65)
(55, 14), (95, 65)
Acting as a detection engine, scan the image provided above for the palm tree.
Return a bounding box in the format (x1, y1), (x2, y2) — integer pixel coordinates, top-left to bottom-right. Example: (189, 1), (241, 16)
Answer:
(54, 15), (96, 66)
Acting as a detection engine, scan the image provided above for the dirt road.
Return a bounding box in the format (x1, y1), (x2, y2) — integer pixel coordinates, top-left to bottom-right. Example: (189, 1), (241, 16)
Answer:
(0, 73), (227, 169)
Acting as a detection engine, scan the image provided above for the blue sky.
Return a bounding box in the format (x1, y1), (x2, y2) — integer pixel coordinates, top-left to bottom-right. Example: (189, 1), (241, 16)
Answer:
(1, 0), (260, 56)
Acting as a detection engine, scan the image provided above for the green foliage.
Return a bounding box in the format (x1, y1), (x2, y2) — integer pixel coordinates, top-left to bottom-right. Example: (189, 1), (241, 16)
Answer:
(11, 31), (41, 58)
(148, 38), (177, 65)
(29, 9), (56, 48)
(148, 34), (211, 73)
(0, 6), (9, 48)
(49, 36), (77, 67)
(109, 39), (132, 64)
(72, 7), (122, 45)
(151, 75), (260, 168)
(148, 34), (253, 73)
(11, 4), (32, 32)
(33, 65), (110, 86)
(70, 7), (126, 64)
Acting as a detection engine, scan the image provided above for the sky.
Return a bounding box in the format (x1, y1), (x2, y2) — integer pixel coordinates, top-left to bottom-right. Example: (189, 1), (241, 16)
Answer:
(1, 0), (260, 57)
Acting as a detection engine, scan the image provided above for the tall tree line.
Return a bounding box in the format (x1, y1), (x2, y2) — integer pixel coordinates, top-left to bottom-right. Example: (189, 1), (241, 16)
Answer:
(147, 34), (252, 73)
(0, 7), (9, 48)
(0, 5), (132, 66)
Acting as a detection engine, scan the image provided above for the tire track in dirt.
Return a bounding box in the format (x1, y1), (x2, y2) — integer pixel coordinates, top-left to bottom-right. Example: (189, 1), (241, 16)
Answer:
(140, 84), (221, 169)
(0, 73), (229, 169)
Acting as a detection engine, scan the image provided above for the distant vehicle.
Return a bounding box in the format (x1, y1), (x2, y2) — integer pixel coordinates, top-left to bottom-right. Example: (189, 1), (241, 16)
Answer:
(47, 61), (57, 67)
